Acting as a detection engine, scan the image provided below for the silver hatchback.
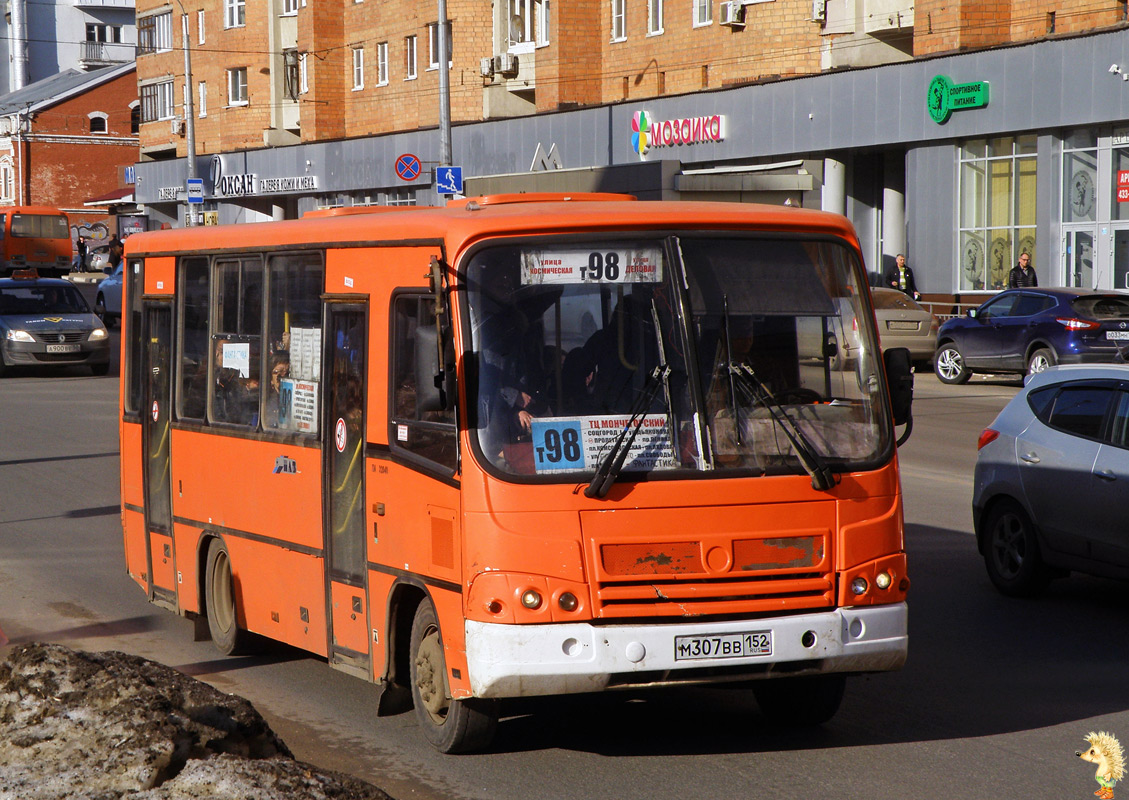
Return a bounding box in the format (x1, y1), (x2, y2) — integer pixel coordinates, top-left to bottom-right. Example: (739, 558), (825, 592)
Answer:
(974, 364), (1129, 595)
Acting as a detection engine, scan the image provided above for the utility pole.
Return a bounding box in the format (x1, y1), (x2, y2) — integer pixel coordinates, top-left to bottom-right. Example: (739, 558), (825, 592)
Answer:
(175, 0), (198, 226)
(437, 0), (452, 170)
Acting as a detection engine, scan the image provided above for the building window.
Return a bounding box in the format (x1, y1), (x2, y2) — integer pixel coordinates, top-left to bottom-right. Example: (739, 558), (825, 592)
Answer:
(693, 0), (711, 26)
(129, 101), (140, 134)
(958, 136), (1038, 292)
(141, 80), (175, 121)
(197, 9), (205, 44)
(225, 0), (245, 29)
(0, 158), (13, 201)
(283, 49), (299, 100)
(227, 67), (248, 105)
(648, 0), (663, 34)
(299, 52), (308, 94)
(405, 36), (417, 79)
(352, 47), (364, 89)
(611, 0), (626, 41)
(282, 0), (299, 14)
(428, 21), (453, 69)
(86, 23), (122, 43)
(88, 112), (108, 134)
(508, 0), (549, 50)
(198, 81), (207, 116)
(376, 42), (388, 85)
(138, 12), (172, 53)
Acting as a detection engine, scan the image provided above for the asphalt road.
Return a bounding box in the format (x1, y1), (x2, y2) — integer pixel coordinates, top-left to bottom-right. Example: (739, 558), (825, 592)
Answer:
(2, 356), (1127, 800)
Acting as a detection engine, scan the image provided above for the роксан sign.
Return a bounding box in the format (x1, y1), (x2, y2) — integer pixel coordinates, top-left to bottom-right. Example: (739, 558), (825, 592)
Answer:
(210, 154), (319, 197)
(927, 74), (989, 124)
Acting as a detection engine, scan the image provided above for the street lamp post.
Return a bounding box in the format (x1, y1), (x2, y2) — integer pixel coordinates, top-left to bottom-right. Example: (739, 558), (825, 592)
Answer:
(175, 0), (198, 226)
(437, 0), (452, 171)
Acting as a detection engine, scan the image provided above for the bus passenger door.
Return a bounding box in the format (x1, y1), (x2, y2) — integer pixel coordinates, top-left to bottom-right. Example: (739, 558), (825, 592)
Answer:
(324, 304), (371, 678)
(142, 303), (176, 607)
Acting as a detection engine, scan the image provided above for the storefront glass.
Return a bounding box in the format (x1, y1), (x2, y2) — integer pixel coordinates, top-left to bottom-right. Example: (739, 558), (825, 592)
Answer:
(958, 135), (1038, 291)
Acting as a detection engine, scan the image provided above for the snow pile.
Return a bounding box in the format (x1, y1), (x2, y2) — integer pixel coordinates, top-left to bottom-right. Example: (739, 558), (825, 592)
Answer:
(0, 643), (392, 800)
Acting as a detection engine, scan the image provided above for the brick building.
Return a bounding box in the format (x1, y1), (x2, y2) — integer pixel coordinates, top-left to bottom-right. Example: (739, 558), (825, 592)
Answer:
(0, 63), (139, 244)
(132, 1), (1129, 301)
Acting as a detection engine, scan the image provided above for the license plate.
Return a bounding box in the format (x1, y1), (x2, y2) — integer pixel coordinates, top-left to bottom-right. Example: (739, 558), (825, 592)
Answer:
(1107, 331), (1129, 340)
(46, 344), (80, 353)
(886, 320), (919, 331)
(674, 630), (772, 661)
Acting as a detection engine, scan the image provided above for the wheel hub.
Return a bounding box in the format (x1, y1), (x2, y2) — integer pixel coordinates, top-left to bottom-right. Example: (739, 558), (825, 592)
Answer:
(415, 630), (449, 721)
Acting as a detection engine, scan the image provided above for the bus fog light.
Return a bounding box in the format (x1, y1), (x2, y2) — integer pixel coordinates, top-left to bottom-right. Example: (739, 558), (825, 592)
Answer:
(875, 571), (892, 590)
(521, 590), (542, 609)
(850, 577), (868, 596)
(485, 599), (504, 615)
(801, 630), (817, 649)
(558, 592), (578, 612)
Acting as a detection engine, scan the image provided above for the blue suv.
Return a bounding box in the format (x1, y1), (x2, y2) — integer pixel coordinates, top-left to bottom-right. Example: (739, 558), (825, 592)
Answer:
(934, 288), (1129, 384)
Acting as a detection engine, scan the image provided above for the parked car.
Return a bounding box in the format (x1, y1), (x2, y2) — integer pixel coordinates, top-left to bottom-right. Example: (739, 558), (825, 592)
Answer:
(974, 364), (1129, 595)
(934, 288), (1129, 384)
(871, 287), (939, 369)
(94, 259), (124, 327)
(0, 270), (110, 375)
(85, 243), (112, 272)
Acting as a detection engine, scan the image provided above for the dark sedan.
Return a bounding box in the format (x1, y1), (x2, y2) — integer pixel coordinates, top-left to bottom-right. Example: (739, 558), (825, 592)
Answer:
(934, 288), (1129, 384)
(0, 271), (110, 375)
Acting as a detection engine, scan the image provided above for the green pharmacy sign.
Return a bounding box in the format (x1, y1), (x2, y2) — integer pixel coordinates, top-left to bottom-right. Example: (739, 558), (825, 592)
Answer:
(927, 74), (989, 124)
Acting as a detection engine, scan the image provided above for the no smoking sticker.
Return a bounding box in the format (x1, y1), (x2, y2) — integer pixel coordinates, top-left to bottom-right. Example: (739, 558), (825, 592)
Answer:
(335, 418), (347, 452)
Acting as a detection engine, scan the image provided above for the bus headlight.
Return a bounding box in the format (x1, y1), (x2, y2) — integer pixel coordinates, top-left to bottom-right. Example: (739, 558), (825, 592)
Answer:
(875, 571), (892, 590)
(5, 330), (34, 342)
(520, 589), (543, 610)
(850, 577), (869, 596)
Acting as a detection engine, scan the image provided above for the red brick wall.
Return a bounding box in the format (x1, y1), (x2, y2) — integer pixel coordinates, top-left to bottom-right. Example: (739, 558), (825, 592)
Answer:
(916, 0), (1124, 56)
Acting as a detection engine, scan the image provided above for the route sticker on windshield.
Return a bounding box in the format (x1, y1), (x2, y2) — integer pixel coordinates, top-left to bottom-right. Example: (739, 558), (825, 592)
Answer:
(520, 247), (662, 285)
(530, 415), (675, 474)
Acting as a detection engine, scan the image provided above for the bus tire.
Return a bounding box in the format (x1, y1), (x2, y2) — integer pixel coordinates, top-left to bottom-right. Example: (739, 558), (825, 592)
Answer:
(409, 600), (498, 753)
(204, 538), (259, 656)
(752, 674), (846, 727)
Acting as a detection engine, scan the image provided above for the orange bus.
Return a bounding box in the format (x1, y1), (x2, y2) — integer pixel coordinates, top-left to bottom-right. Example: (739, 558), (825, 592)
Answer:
(0, 205), (72, 277)
(118, 194), (913, 753)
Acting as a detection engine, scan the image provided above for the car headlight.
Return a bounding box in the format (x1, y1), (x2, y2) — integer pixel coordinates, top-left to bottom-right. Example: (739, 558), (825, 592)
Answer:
(89, 328), (108, 341)
(5, 330), (34, 342)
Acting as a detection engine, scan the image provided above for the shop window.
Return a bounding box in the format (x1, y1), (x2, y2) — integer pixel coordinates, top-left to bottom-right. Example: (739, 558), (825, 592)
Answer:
(263, 254), (324, 434)
(210, 257), (262, 426)
(958, 135), (1037, 292)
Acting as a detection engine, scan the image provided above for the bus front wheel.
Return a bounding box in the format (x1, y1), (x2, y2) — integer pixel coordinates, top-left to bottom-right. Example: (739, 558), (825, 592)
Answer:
(204, 538), (259, 656)
(409, 600), (498, 753)
(752, 674), (846, 727)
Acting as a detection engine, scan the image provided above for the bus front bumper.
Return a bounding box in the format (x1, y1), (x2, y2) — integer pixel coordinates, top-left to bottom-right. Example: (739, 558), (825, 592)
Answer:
(464, 602), (907, 698)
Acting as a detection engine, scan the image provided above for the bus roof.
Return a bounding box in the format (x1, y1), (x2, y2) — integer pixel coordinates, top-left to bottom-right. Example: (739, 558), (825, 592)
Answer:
(124, 195), (861, 260)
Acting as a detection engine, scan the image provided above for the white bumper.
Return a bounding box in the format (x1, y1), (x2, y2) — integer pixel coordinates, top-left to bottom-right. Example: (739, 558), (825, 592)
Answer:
(465, 603), (907, 698)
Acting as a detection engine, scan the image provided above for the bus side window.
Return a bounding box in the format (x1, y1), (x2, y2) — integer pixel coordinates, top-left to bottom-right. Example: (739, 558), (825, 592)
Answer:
(390, 293), (457, 473)
(178, 256), (210, 420)
(209, 257), (262, 426)
(263, 254), (324, 434)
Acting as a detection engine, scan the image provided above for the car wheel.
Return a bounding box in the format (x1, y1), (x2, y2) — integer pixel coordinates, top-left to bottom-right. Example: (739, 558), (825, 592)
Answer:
(204, 538), (262, 656)
(934, 343), (970, 385)
(982, 499), (1051, 597)
(94, 294), (112, 327)
(410, 599), (498, 753)
(753, 675), (846, 727)
(1027, 347), (1056, 376)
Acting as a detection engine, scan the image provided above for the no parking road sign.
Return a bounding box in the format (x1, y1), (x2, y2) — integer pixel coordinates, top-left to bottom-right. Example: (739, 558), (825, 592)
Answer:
(395, 153), (422, 182)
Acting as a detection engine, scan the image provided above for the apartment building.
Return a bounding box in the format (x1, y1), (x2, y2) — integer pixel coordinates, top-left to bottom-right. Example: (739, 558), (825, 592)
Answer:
(132, 1), (1129, 300)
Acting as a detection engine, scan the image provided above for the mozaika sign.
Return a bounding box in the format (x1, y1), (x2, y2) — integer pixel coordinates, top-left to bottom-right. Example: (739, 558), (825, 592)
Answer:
(927, 74), (989, 124)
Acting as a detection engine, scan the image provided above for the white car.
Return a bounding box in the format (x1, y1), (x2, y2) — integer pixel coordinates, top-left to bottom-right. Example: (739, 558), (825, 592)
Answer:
(94, 261), (124, 327)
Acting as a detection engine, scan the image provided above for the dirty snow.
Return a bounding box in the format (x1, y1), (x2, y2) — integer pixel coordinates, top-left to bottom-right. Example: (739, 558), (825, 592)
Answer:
(0, 643), (393, 800)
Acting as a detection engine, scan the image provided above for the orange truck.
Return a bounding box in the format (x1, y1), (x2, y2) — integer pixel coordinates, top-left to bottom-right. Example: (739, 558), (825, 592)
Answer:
(0, 205), (72, 276)
(118, 194), (913, 753)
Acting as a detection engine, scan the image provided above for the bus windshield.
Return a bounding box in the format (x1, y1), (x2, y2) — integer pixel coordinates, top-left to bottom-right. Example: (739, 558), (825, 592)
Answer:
(465, 234), (891, 481)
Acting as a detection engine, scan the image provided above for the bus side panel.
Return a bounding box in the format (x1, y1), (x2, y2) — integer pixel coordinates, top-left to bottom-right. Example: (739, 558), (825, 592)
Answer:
(225, 535), (329, 657)
(170, 429), (323, 551)
(144, 256), (176, 295)
(122, 507), (147, 589)
(429, 586), (472, 699)
(366, 570), (395, 681)
(121, 421), (144, 506)
(172, 522), (202, 613)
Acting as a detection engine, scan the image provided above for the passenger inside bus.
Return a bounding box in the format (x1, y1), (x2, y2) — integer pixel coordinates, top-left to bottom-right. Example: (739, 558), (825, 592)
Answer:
(263, 354), (291, 429)
(212, 339), (259, 424)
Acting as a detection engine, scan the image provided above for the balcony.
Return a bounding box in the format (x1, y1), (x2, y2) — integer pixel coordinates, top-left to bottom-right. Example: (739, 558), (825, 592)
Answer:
(79, 41), (136, 69)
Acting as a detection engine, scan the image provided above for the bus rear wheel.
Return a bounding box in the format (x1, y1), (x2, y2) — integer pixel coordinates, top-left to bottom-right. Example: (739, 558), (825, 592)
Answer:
(409, 600), (498, 753)
(204, 538), (260, 656)
(752, 674), (846, 727)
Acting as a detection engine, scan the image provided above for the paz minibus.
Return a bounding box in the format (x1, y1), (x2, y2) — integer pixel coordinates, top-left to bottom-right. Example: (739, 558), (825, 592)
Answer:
(0, 205), (72, 276)
(118, 194), (913, 753)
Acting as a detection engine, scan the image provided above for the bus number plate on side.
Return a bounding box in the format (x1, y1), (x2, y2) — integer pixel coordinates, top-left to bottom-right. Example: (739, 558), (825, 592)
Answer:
(674, 631), (772, 661)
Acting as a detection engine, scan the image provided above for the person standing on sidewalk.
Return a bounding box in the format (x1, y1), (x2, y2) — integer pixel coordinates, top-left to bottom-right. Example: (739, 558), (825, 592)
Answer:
(885, 254), (921, 300)
(1008, 252), (1037, 288)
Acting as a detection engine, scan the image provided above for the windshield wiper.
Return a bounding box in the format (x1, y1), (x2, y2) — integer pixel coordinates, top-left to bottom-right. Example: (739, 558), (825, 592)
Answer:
(728, 363), (835, 491)
(585, 364), (670, 499)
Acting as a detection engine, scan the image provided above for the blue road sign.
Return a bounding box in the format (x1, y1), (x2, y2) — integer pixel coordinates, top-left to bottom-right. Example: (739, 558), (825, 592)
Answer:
(186, 178), (204, 204)
(435, 166), (463, 195)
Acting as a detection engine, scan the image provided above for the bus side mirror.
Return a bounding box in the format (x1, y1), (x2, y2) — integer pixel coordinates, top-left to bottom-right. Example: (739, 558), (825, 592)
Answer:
(883, 346), (913, 427)
(415, 325), (455, 412)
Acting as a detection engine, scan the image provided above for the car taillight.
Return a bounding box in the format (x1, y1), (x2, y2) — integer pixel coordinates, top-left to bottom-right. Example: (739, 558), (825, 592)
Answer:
(1056, 317), (1100, 331)
(977, 428), (1000, 450)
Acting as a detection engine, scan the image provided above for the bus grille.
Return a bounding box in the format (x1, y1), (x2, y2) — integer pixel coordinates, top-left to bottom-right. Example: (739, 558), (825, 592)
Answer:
(593, 573), (834, 618)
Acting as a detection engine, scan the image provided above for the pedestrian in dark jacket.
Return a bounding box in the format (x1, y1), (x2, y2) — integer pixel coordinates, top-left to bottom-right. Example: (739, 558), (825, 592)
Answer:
(885, 254), (920, 300)
(1008, 252), (1037, 288)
